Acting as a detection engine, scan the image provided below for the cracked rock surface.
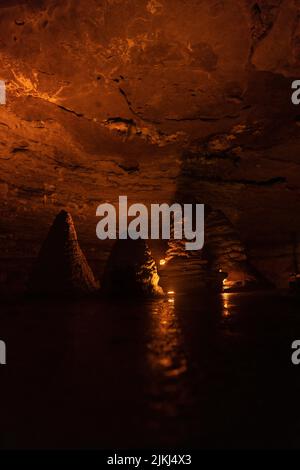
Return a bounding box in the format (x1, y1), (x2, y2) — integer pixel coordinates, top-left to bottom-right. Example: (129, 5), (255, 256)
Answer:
(0, 0), (300, 290)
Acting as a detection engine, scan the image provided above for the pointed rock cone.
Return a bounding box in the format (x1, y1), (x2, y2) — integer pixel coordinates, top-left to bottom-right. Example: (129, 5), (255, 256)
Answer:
(102, 239), (164, 298)
(28, 211), (99, 296)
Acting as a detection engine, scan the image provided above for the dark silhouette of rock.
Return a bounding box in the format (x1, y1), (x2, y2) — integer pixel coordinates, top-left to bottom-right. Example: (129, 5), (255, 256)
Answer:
(102, 239), (164, 297)
(28, 210), (99, 296)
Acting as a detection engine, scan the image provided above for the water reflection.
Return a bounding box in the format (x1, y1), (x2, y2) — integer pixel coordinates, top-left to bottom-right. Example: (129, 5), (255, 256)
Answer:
(147, 297), (187, 379)
(146, 296), (193, 425)
(221, 292), (234, 318)
(222, 293), (230, 318)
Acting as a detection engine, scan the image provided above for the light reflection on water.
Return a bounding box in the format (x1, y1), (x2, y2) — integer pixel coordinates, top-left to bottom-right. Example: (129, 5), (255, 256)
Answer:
(147, 297), (187, 379)
(221, 292), (236, 318)
(222, 293), (231, 317)
(147, 292), (238, 383)
(145, 291), (242, 422)
(146, 296), (190, 421)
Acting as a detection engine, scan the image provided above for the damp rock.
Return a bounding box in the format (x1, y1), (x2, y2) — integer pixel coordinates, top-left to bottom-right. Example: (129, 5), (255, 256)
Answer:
(102, 239), (164, 298)
(28, 210), (99, 296)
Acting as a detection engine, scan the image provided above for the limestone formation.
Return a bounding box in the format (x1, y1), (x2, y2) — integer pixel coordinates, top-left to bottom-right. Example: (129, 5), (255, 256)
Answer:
(102, 239), (164, 297)
(0, 0), (300, 291)
(28, 211), (99, 296)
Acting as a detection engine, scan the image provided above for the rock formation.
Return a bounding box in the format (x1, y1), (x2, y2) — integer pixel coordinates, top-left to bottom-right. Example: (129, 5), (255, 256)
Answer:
(28, 210), (99, 296)
(0, 1), (300, 291)
(102, 239), (164, 297)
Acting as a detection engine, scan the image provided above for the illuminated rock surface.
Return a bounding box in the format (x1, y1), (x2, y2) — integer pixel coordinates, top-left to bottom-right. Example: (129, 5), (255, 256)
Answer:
(102, 239), (163, 297)
(0, 0), (299, 291)
(28, 210), (99, 295)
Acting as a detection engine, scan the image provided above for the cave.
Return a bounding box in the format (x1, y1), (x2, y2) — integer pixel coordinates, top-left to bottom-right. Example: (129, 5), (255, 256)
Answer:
(1, 0), (300, 452)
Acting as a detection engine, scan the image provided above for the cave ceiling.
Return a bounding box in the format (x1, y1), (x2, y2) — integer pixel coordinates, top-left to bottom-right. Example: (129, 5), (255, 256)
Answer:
(0, 0), (299, 286)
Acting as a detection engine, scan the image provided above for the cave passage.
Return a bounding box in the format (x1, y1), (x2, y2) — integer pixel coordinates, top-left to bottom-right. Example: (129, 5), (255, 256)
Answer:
(1, 0), (300, 451)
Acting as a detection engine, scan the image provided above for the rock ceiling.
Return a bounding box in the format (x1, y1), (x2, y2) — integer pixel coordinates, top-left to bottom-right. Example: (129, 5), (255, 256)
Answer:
(0, 0), (300, 289)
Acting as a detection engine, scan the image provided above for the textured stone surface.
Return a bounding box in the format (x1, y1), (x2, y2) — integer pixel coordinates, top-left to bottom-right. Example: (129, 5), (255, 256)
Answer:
(0, 0), (299, 290)
(102, 239), (163, 297)
(162, 208), (261, 292)
(28, 210), (99, 295)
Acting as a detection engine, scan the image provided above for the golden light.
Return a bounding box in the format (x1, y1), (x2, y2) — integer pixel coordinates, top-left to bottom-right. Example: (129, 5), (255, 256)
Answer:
(222, 292), (230, 301)
(167, 290), (175, 295)
(159, 259), (166, 266)
(147, 299), (187, 380)
(223, 309), (230, 318)
(223, 277), (236, 292)
(222, 292), (232, 318)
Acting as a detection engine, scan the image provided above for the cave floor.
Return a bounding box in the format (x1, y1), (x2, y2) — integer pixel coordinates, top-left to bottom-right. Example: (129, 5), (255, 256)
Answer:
(0, 292), (300, 449)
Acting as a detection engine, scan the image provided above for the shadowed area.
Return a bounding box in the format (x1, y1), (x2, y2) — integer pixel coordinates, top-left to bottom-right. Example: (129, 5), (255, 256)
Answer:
(1, 292), (300, 449)
(102, 238), (163, 297)
(28, 210), (99, 295)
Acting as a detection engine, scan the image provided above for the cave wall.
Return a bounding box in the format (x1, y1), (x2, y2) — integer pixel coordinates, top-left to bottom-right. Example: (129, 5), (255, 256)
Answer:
(0, 0), (300, 290)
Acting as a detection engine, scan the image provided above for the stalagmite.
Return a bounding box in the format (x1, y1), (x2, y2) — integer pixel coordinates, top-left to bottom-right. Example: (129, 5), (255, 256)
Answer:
(102, 239), (164, 297)
(28, 210), (99, 296)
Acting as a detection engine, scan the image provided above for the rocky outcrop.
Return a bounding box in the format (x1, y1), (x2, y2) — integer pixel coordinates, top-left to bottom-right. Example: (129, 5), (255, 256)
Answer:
(0, 0), (300, 291)
(28, 210), (99, 296)
(162, 207), (263, 292)
(102, 239), (164, 297)
(204, 210), (255, 285)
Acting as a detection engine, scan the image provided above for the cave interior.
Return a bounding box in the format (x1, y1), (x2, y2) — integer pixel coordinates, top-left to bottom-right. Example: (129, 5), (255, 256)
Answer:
(1, 0), (300, 450)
